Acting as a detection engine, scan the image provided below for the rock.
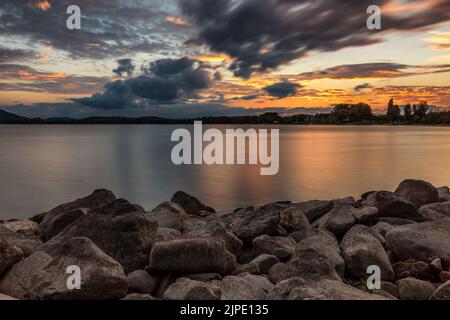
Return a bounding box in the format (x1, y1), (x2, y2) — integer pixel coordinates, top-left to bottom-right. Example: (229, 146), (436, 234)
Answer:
(268, 263), (286, 284)
(431, 281), (450, 300)
(371, 222), (395, 238)
(378, 217), (417, 226)
(0, 293), (17, 300)
(0, 225), (42, 257)
(294, 231), (345, 276)
(386, 219), (450, 262)
(229, 202), (289, 243)
(418, 202), (450, 221)
(0, 239), (23, 276)
(379, 281), (399, 298)
(267, 277), (305, 300)
(252, 235), (296, 259)
(439, 271), (450, 283)
(163, 278), (220, 300)
(362, 191), (423, 221)
(240, 274), (274, 294)
(182, 273), (222, 282)
(437, 186), (450, 202)
(279, 206), (311, 233)
(156, 228), (182, 242)
(397, 277), (436, 300)
(292, 200), (333, 222)
(393, 260), (438, 281)
(233, 262), (259, 275)
(0, 237), (128, 300)
(185, 220), (243, 256)
(288, 279), (387, 300)
(2, 220), (39, 236)
(43, 199), (158, 274)
(395, 179), (439, 209)
(171, 191), (215, 216)
(249, 254), (280, 274)
(146, 201), (190, 231)
(149, 238), (236, 275)
(121, 293), (156, 300)
(127, 270), (156, 294)
(341, 225), (394, 281)
(333, 197), (356, 205)
(30, 212), (47, 224)
(39, 189), (117, 241)
(312, 204), (355, 238)
(220, 275), (269, 300)
(352, 206), (378, 225)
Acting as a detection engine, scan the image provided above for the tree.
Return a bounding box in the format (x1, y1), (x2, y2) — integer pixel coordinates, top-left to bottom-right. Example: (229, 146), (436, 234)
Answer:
(350, 103), (373, 122)
(331, 104), (351, 123)
(386, 98), (401, 122)
(403, 104), (412, 120)
(413, 101), (429, 119)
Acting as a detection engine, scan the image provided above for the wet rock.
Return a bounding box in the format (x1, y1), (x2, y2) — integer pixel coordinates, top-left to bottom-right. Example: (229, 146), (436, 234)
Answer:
(163, 278), (219, 300)
(146, 201), (191, 231)
(0, 225), (42, 257)
(127, 270), (156, 294)
(149, 238), (236, 275)
(0, 239), (23, 276)
(341, 225), (394, 281)
(362, 191), (423, 221)
(418, 202), (450, 221)
(386, 219), (450, 262)
(252, 235), (296, 259)
(171, 191), (215, 216)
(292, 200), (333, 222)
(395, 179), (439, 209)
(43, 199), (158, 274)
(431, 281), (450, 300)
(39, 189), (116, 241)
(397, 277), (436, 300)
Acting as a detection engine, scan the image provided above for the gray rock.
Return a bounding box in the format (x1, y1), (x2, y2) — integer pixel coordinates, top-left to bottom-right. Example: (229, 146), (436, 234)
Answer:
(43, 199), (158, 274)
(386, 219), (450, 262)
(378, 217), (417, 226)
(352, 206), (378, 225)
(0, 225), (42, 257)
(149, 238), (236, 275)
(220, 275), (269, 300)
(171, 191), (215, 216)
(397, 277), (436, 300)
(362, 191), (423, 221)
(418, 201), (450, 221)
(371, 222), (395, 238)
(233, 262), (259, 275)
(0, 239), (23, 276)
(156, 228), (182, 242)
(267, 277), (305, 300)
(268, 263), (286, 284)
(249, 254), (280, 274)
(2, 220), (39, 236)
(292, 200), (333, 222)
(379, 281), (399, 298)
(127, 270), (156, 294)
(279, 206), (311, 233)
(312, 204), (355, 238)
(431, 281), (450, 300)
(146, 201), (191, 231)
(395, 179), (439, 209)
(163, 278), (219, 300)
(252, 235), (296, 259)
(39, 189), (116, 241)
(341, 225), (394, 281)
(0, 237), (128, 300)
(437, 186), (450, 202)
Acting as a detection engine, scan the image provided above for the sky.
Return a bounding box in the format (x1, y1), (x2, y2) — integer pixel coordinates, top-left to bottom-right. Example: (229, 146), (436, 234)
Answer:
(0, 0), (449, 119)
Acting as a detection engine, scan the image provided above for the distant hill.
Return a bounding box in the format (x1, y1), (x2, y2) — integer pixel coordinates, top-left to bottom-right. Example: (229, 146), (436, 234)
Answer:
(0, 109), (29, 123)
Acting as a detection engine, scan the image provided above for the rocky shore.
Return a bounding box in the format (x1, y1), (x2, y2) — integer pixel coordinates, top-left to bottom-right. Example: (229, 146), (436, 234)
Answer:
(1, 179), (450, 300)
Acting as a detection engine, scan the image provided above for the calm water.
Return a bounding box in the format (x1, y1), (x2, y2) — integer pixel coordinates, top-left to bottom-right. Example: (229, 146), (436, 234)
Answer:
(1, 125), (450, 219)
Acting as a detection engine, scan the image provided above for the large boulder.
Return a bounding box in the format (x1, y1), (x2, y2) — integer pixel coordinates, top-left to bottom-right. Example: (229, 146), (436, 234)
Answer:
(127, 270), (156, 294)
(0, 225), (42, 257)
(229, 202), (290, 243)
(341, 225), (394, 281)
(279, 207), (311, 233)
(171, 191), (215, 216)
(252, 235), (296, 260)
(292, 200), (333, 222)
(386, 219), (450, 262)
(397, 277), (436, 300)
(362, 191), (423, 221)
(418, 202), (450, 221)
(395, 179), (439, 209)
(163, 278), (219, 300)
(431, 281), (450, 300)
(0, 237), (128, 300)
(39, 189), (116, 241)
(146, 201), (191, 231)
(43, 199), (158, 274)
(312, 204), (355, 238)
(220, 275), (272, 300)
(149, 238), (236, 275)
(0, 239), (23, 276)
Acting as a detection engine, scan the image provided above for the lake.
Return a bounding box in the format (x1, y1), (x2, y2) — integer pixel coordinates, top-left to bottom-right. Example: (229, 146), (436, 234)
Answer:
(1, 125), (449, 220)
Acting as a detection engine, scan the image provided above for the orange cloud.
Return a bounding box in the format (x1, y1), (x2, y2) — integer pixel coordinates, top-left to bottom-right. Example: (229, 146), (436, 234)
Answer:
(165, 16), (189, 27)
(28, 0), (52, 11)
(18, 70), (68, 81)
(194, 53), (232, 63)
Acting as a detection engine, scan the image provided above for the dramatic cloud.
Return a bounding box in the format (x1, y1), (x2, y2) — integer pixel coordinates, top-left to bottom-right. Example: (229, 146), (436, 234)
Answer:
(73, 57), (213, 109)
(113, 59), (135, 77)
(0, 46), (39, 63)
(181, 0), (450, 78)
(354, 83), (373, 92)
(263, 81), (301, 99)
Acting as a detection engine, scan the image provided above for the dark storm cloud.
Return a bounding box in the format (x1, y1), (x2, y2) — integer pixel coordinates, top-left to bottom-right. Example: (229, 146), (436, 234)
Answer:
(297, 63), (450, 80)
(73, 57), (213, 109)
(354, 83), (373, 92)
(0, 0), (189, 59)
(0, 46), (39, 63)
(181, 0), (450, 78)
(113, 59), (135, 77)
(263, 81), (301, 99)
